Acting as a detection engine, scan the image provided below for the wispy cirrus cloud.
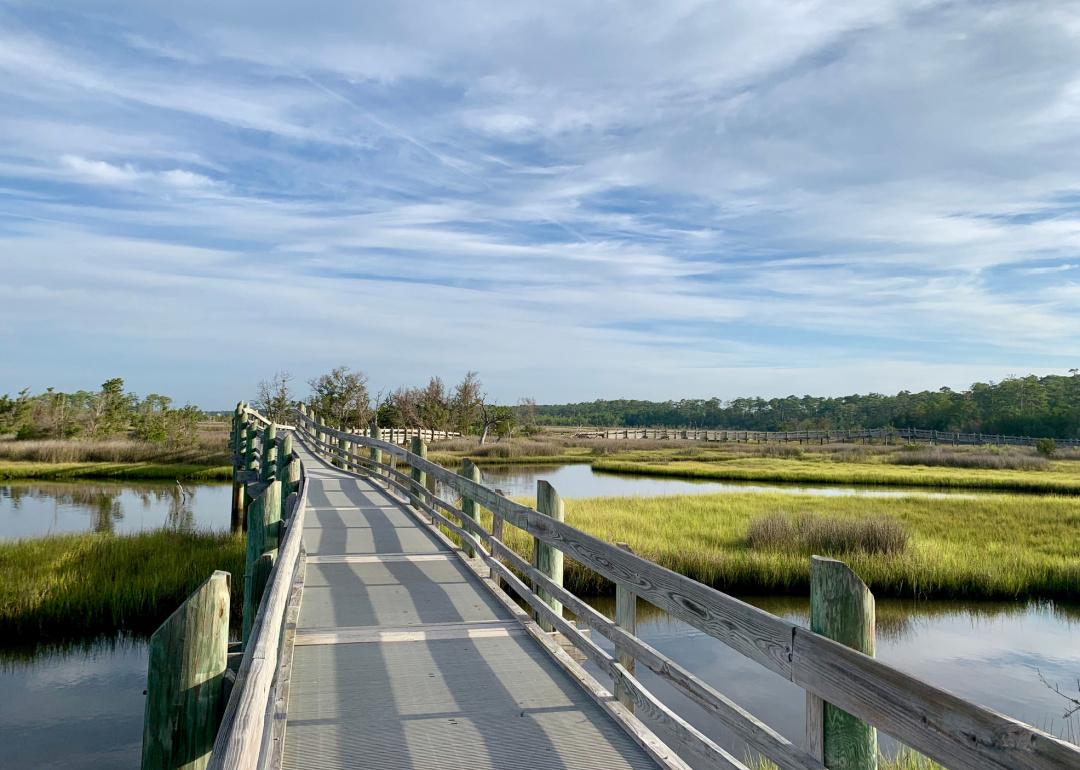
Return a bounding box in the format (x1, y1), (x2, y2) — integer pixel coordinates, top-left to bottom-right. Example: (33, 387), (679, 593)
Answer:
(0, 1), (1078, 406)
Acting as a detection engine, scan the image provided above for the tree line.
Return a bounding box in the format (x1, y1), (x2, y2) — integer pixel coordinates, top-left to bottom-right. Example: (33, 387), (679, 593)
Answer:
(256, 368), (538, 442)
(532, 372), (1080, 439)
(0, 378), (203, 444)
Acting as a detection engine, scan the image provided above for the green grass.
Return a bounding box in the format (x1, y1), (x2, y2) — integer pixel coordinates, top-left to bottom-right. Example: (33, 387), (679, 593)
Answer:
(0, 461), (233, 481)
(480, 490), (1080, 600)
(749, 749), (942, 769)
(0, 530), (245, 641)
(591, 457), (1080, 494)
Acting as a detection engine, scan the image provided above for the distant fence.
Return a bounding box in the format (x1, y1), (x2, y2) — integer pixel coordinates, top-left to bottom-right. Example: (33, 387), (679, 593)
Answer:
(572, 426), (1080, 448)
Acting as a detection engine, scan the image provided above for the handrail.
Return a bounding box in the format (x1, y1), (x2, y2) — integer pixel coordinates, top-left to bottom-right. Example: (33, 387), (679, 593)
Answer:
(295, 409), (1080, 770)
(209, 411), (308, 770)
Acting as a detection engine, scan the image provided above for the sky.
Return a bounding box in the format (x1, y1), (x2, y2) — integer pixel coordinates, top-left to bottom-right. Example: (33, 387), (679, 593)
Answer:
(1, 1), (1078, 408)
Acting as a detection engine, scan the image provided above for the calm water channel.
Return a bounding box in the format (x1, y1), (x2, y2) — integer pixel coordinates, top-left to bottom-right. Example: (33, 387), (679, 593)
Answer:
(1, 473), (1078, 767)
(476, 463), (991, 499)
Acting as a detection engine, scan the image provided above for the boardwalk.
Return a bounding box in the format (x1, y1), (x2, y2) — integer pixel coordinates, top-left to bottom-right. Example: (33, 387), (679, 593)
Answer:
(280, 441), (662, 770)
(190, 405), (1080, 770)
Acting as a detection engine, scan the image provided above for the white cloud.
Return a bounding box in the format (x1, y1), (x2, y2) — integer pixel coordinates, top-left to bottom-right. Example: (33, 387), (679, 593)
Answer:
(59, 155), (217, 189)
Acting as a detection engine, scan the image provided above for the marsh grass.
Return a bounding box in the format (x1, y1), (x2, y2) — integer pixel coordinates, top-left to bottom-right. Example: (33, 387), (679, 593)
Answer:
(888, 447), (1050, 471)
(0, 461), (233, 481)
(747, 512), (909, 555)
(475, 490), (1080, 599)
(0, 435), (229, 465)
(748, 749), (942, 770)
(0, 530), (244, 641)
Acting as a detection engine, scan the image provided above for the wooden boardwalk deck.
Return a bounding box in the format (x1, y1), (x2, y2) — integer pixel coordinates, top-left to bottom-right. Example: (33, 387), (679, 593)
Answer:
(279, 442), (663, 770)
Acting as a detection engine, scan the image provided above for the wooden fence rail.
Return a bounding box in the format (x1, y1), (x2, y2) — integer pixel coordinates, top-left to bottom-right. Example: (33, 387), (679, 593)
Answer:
(293, 406), (1080, 770)
(571, 426), (1080, 448)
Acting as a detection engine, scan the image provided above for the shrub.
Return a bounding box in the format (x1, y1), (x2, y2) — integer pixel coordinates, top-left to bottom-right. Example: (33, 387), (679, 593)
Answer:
(747, 512), (909, 556)
(1035, 438), (1057, 458)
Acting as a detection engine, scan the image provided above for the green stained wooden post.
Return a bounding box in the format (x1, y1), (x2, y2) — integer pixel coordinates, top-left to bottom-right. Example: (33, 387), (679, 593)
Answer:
(142, 570), (230, 770)
(261, 424), (278, 481)
(279, 433), (293, 479)
(284, 456), (301, 502)
(336, 433), (346, 469)
(241, 480), (282, 645)
(409, 437), (427, 510)
(614, 542), (637, 711)
(229, 407), (246, 533)
(244, 425), (258, 474)
(806, 555), (877, 770)
(459, 459), (480, 558)
(533, 480), (564, 632)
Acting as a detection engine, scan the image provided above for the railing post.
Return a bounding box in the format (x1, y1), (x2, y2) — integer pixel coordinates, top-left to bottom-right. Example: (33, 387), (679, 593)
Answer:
(534, 480), (564, 632)
(614, 542), (637, 711)
(279, 433), (293, 481)
(142, 571), (230, 770)
(242, 479), (282, 645)
(369, 423), (382, 478)
(336, 432), (346, 469)
(409, 436), (427, 510)
(806, 555), (877, 769)
(230, 405), (245, 533)
(459, 459), (480, 558)
(261, 424), (277, 481)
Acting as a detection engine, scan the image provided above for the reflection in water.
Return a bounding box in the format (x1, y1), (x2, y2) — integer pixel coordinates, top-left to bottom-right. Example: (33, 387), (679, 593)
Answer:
(0, 481), (231, 538)
(0, 635), (147, 769)
(580, 595), (1080, 756)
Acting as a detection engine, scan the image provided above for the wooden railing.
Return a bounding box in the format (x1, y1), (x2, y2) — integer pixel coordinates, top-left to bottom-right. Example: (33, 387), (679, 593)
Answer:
(573, 426), (1080, 448)
(294, 405), (1080, 770)
(208, 405), (308, 770)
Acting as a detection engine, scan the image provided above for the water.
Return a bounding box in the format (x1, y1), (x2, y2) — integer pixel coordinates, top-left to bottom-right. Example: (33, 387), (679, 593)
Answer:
(0, 638), (147, 769)
(0, 481), (232, 538)
(0, 481), (231, 768)
(477, 463), (990, 499)
(2, 477), (1076, 766)
(580, 596), (1080, 761)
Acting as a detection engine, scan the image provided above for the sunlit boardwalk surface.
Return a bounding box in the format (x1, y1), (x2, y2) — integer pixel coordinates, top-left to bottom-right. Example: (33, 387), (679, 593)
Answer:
(280, 443), (660, 770)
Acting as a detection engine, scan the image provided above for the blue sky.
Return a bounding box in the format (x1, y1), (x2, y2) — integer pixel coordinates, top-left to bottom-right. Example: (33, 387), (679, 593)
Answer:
(1, 1), (1078, 408)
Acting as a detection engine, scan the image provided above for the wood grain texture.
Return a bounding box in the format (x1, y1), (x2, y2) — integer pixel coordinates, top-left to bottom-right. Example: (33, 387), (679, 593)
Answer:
(615, 542), (637, 711)
(142, 571), (231, 770)
(809, 556), (876, 770)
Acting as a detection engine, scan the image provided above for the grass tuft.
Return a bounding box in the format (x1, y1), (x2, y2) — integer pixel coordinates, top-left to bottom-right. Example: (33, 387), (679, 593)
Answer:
(888, 447), (1050, 471)
(0, 530), (244, 642)
(747, 512), (909, 555)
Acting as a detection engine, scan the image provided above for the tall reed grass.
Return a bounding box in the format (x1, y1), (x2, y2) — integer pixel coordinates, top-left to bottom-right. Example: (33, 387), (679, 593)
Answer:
(0, 436), (229, 465)
(888, 447), (1050, 471)
(746, 512), (909, 555)
(0, 530), (244, 641)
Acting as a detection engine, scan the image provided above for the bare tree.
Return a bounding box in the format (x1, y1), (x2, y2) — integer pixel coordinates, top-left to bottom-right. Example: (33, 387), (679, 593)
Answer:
(255, 371), (293, 423)
(307, 366), (371, 428)
(515, 397), (538, 435)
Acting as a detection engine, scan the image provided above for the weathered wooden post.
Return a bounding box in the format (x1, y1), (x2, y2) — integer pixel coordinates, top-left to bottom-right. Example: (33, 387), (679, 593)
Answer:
(533, 480), (564, 632)
(244, 424), (258, 474)
(369, 423), (382, 479)
(261, 424), (277, 480)
(335, 432), (346, 469)
(142, 571), (230, 770)
(409, 436), (427, 510)
(230, 405), (246, 532)
(278, 433), (292, 480)
(241, 480), (282, 645)
(806, 555), (877, 770)
(614, 542), (637, 711)
(459, 459), (480, 558)
(284, 455), (301, 503)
